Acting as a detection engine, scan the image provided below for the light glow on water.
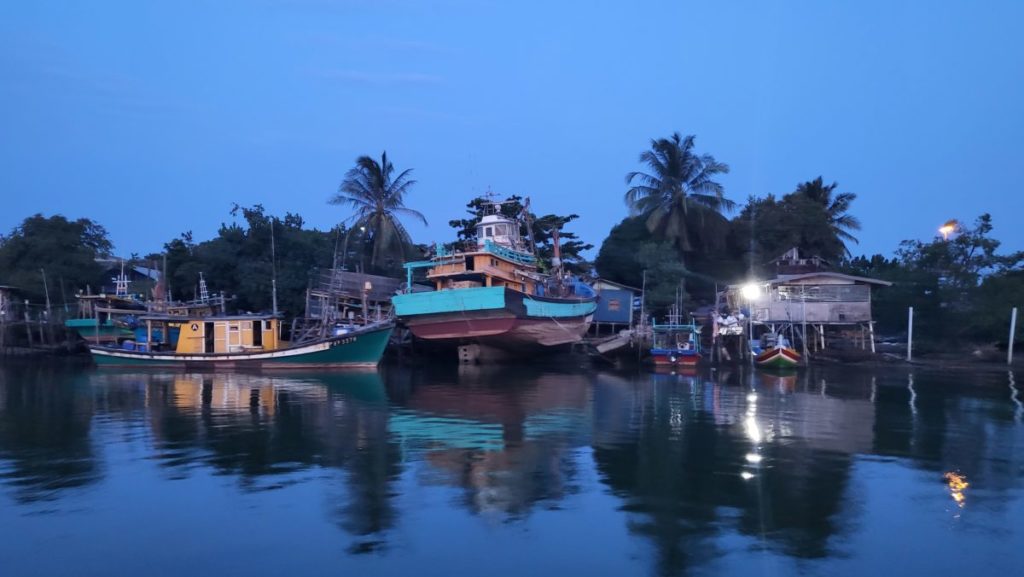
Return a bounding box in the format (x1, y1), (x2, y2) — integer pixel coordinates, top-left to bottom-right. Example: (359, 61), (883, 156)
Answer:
(944, 471), (969, 508)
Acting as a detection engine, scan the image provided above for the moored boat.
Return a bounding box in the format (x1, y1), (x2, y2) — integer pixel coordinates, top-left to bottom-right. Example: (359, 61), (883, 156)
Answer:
(754, 345), (801, 368)
(649, 319), (702, 367)
(89, 314), (393, 369)
(392, 197), (597, 362)
(752, 330), (801, 369)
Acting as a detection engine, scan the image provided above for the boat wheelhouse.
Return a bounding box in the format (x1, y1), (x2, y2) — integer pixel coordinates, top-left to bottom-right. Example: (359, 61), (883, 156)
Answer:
(649, 319), (702, 367)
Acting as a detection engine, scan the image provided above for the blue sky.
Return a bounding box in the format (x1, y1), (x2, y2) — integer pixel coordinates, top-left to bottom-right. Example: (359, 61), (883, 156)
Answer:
(2, 0), (1022, 260)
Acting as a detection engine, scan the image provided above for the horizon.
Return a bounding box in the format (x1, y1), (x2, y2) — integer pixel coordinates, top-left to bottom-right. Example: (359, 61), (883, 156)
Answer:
(2, 1), (1022, 260)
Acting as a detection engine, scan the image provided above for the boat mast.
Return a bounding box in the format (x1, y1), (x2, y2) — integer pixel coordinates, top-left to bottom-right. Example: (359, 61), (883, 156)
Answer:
(550, 226), (562, 276)
(270, 219), (279, 317)
(521, 197), (537, 256)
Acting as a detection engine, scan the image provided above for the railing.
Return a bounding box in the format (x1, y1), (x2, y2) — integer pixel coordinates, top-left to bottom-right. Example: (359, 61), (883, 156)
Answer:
(775, 284), (870, 303)
(483, 240), (536, 265)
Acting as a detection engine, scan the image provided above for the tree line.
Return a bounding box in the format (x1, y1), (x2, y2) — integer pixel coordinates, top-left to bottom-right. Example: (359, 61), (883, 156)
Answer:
(1, 137), (1021, 346)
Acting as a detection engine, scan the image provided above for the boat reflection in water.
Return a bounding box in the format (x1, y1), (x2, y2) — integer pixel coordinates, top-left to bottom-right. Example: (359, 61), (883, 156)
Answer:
(2, 363), (1024, 576)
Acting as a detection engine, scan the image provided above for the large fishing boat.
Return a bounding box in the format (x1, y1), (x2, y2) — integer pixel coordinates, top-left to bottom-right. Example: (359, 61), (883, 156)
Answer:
(392, 198), (597, 362)
(88, 314), (393, 369)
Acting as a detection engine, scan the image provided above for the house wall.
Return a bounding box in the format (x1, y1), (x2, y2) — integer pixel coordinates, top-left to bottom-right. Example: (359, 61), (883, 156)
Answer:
(753, 301), (874, 323)
(750, 282), (875, 324)
(0, 290), (10, 321)
(593, 288), (633, 324)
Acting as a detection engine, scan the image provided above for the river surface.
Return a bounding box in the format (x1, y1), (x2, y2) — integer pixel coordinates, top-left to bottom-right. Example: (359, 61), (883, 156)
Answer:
(1, 362), (1023, 576)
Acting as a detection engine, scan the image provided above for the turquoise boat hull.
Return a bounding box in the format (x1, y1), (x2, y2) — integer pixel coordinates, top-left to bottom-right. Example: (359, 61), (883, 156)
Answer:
(65, 318), (134, 344)
(90, 323), (393, 369)
(392, 286), (596, 353)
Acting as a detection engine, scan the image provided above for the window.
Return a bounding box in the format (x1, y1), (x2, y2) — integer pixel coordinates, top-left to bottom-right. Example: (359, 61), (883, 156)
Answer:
(485, 226), (493, 237)
(495, 224), (507, 236)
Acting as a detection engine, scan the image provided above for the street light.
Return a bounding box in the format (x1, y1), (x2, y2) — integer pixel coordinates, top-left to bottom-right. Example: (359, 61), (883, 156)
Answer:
(740, 283), (760, 301)
(939, 220), (958, 240)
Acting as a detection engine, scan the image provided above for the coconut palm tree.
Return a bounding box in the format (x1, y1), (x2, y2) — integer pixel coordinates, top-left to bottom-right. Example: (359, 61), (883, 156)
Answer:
(330, 152), (427, 272)
(625, 133), (733, 253)
(795, 176), (861, 255)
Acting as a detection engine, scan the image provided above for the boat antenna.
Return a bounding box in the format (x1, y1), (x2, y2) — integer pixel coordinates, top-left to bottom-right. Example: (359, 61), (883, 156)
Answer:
(114, 260), (130, 298)
(199, 272), (209, 303)
(40, 268), (51, 317)
(270, 218), (279, 316)
(162, 253), (170, 302)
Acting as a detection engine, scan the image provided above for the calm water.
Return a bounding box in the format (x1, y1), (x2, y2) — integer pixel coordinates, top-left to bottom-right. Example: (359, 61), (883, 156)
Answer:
(1, 363), (1023, 577)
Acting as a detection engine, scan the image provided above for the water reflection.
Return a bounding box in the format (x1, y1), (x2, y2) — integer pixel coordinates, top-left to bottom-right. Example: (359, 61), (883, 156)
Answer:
(0, 365), (99, 503)
(386, 365), (590, 518)
(1, 364), (1023, 576)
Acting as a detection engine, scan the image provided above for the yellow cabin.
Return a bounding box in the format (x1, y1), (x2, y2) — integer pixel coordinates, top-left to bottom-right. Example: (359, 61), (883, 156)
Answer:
(138, 315), (284, 354)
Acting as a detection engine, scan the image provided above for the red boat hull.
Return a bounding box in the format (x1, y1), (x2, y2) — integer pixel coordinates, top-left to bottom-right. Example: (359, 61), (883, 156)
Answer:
(650, 353), (702, 366)
(755, 347), (801, 368)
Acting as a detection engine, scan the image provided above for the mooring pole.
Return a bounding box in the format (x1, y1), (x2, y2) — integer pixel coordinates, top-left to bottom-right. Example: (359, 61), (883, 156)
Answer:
(907, 306), (914, 362)
(1010, 307), (1018, 366)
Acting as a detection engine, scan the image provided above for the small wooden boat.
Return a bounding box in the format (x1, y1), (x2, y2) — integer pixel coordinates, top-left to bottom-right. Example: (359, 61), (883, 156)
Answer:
(89, 314), (393, 369)
(755, 345), (801, 369)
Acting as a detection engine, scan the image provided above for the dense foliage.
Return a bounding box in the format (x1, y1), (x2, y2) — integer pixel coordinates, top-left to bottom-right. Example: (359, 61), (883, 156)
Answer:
(0, 215), (113, 304)
(844, 214), (1024, 345)
(158, 205), (337, 316)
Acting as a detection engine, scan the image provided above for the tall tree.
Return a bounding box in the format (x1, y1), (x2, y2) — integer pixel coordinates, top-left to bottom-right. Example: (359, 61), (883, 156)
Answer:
(330, 152), (427, 274)
(624, 133), (733, 254)
(735, 193), (846, 266)
(795, 177), (861, 255)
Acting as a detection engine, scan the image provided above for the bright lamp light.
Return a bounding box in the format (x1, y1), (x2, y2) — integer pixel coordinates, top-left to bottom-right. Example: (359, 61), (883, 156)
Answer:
(740, 283), (760, 301)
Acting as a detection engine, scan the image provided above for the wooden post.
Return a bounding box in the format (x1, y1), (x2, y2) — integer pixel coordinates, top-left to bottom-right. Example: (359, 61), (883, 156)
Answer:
(1010, 307), (1018, 366)
(24, 303), (33, 347)
(362, 281), (371, 324)
(907, 307), (914, 362)
(869, 321), (876, 354)
(801, 288), (809, 364)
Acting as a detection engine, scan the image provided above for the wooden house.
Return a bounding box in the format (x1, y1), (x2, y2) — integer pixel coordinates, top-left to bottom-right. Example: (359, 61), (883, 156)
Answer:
(726, 249), (892, 353)
(590, 279), (639, 337)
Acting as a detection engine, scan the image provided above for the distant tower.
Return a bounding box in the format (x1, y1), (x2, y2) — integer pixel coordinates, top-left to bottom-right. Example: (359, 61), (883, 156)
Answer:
(113, 261), (130, 298)
(198, 272), (210, 303)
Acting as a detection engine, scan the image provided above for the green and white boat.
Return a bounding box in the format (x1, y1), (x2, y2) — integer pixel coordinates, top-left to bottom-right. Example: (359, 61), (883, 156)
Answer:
(89, 314), (393, 369)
